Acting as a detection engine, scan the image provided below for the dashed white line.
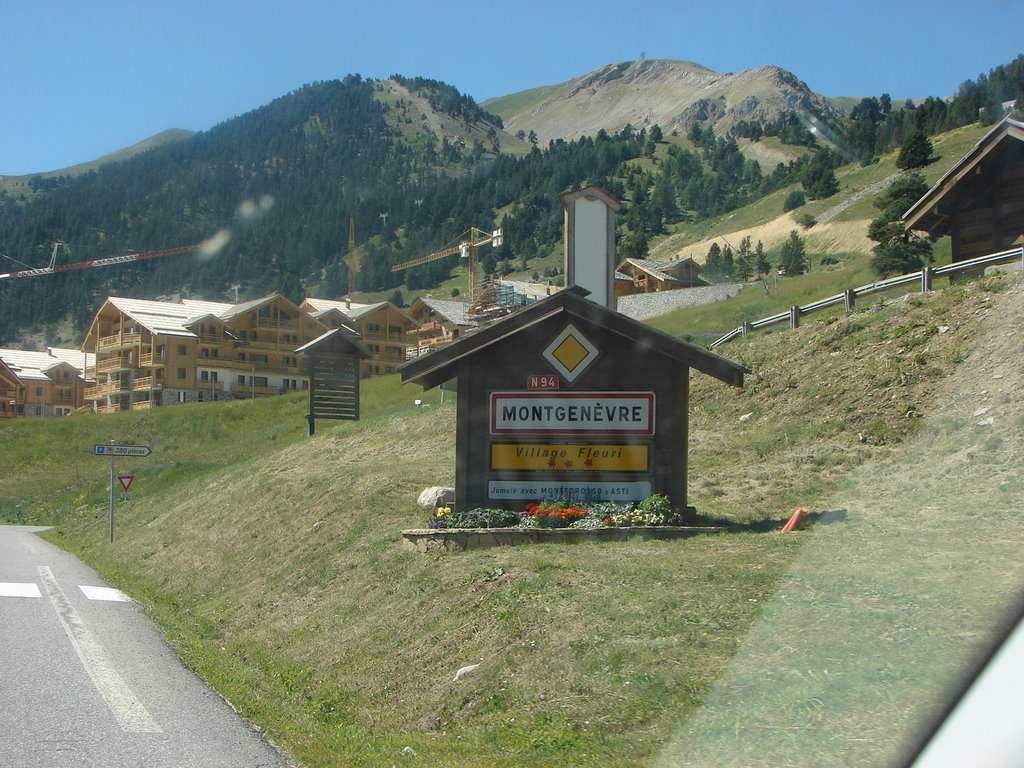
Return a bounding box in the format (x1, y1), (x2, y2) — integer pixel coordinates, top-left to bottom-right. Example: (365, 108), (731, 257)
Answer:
(37, 566), (161, 733)
(0, 582), (41, 598)
(79, 585), (131, 603)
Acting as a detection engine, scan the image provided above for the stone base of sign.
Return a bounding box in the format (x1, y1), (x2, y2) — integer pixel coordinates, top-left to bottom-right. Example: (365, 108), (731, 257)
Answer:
(400, 525), (725, 553)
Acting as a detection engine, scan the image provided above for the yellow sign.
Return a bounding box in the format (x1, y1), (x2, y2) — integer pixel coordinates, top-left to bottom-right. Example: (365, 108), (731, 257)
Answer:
(491, 444), (648, 472)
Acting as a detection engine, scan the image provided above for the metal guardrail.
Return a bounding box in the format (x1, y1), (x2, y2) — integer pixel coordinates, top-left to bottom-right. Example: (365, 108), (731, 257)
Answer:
(710, 247), (1024, 349)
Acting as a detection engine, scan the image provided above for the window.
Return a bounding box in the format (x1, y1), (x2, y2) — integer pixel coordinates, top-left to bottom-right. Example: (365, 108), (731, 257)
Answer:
(177, 368), (186, 379)
(177, 344), (187, 355)
(200, 371), (208, 382)
(238, 375), (245, 385)
(36, 387), (44, 397)
(253, 376), (268, 387)
(238, 352), (246, 361)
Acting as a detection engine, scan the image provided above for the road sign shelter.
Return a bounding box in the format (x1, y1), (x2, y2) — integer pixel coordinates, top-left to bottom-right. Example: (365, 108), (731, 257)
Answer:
(401, 285), (747, 515)
(296, 326), (371, 434)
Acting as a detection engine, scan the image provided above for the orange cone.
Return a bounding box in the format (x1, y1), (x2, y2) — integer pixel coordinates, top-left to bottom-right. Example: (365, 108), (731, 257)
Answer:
(782, 506), (809, 531)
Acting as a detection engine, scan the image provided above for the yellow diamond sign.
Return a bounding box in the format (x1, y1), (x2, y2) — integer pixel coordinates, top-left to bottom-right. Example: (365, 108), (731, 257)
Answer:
(543, 324), (599, 382)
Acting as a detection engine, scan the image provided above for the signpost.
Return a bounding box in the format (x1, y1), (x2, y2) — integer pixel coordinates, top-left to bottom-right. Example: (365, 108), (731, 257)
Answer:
(95, 442), (151, 543)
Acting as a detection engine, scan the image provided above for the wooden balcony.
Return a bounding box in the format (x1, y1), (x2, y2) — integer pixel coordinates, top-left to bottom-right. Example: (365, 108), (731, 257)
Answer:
(132, 376), (164, 392)
(131, 399), (154, 410)
(254, 317), (299, 331)
(231, 384), (281, 397)
(85, 381), (128, 400)
(361, 330), (411, 344)
(90, 355), (133, 375)
(139, 351), (166, 367)
(96, 403), (121, 414)
(96, 332), (141, 351)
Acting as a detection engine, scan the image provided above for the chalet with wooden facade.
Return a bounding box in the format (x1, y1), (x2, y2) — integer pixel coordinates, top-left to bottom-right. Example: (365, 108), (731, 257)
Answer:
(82, 294), (325, 412)
(615, 257), (709, 297)
(903, 117), (1024, 262)
(407, 297), (480, 354)
(0, 347), (88, 418)
(299, 298), (418, 378)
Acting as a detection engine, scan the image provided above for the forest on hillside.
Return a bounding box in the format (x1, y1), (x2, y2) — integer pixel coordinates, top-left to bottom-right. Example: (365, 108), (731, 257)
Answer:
(1, 54), (1021, 346)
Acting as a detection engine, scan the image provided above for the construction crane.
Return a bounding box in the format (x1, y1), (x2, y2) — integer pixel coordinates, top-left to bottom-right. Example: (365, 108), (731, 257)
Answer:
(347, 217), (359, 298)
(390, 226), (503, 299)
(0, 242), (201, 281)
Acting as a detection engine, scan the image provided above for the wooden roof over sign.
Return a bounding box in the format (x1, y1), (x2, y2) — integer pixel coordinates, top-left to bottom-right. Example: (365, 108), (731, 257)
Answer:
(295, 326), (372, 359)
(401, 285), (748, 390)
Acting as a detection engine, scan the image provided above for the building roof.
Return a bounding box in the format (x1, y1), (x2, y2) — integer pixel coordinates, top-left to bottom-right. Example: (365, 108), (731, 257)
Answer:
(300, 297), (372, 315)
(411, 296), (481, 327)
(302, 297), (417, 326)
(92, 296), (232, 340)
(0, 348), (82, 382)
(401, 285), (747, 390)
(86, 294), (316, 344)
(903, 117), (1024, 235)
(618, 257), (707, 285)
(46, 347), (88, 371)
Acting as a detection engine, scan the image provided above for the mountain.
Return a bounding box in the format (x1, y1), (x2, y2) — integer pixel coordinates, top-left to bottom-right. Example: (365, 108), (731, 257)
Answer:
(486, 59), (839, 144)
(1, 55), (1020, 347)
(0, 129), (194, 190)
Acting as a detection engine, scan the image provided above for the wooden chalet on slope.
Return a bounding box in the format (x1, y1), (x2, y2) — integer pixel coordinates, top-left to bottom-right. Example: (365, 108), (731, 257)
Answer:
(903, 117), (1024, 262)
(82, 294), (326, 412)
(299, 298), (418, 378)
(401, 286), (746, 514)
(407, 296), (481, 354)
(616, 257), (709, 297)
(0, 348), (87, 418)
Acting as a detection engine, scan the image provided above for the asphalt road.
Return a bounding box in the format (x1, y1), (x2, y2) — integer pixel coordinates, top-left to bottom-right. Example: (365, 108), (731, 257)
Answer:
(0, 525), (293, 767)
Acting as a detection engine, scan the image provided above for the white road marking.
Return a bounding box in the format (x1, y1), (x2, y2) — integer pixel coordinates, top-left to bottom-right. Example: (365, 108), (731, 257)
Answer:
(0, 582), (41, 598)
(37, 566), (161, 733)
(79, 585), (131, 602)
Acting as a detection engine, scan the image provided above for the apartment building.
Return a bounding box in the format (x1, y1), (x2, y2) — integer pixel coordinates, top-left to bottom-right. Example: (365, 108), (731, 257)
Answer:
(299, 298), (418, 377)
(0, 347), (88, 418)
(82, 294), (327, 412)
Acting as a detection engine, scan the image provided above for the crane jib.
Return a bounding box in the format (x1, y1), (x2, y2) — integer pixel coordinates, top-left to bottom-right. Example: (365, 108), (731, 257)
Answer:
(0, 245), (200, 280)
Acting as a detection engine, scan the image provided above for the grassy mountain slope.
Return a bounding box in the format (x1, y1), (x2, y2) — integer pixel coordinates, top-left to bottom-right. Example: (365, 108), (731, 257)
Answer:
(485, 59), (838, 146)
(4, 270), (1022, 766)
(0, 128), (194, 191)
(638, 122), (993, 339)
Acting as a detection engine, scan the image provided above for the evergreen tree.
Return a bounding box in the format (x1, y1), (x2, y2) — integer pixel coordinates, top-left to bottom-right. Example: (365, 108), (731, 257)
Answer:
(734, 236), (753, 280)
(704, 242), (725, 281)
(868, 172), (933, 276)
(778, 230), (808, 276)
(896, 131), (937, 170)
(755, 240), (770, 276)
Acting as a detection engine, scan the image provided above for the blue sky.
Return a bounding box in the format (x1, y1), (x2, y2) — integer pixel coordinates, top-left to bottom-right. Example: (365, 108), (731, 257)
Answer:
(3, 0), (1022, 176)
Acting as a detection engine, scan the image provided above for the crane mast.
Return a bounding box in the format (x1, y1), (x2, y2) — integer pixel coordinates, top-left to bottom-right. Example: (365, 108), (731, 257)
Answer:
(347, 217), (358, 298)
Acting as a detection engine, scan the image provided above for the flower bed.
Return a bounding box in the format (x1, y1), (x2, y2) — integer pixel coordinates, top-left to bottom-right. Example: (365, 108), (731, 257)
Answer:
(404, 495), (724, 551)
(428, 494), (685, 531)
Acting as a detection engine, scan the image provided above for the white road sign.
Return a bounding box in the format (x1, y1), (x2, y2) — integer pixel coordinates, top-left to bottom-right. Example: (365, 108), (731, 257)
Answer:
(94, 444), (152, 457)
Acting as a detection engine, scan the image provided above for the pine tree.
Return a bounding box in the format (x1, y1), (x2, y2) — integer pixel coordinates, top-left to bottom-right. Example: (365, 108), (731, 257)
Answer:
(778, 230), (808, 276)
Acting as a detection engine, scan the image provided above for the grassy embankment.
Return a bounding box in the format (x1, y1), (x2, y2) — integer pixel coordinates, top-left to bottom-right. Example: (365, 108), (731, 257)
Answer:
(4, 269), (1022, 766)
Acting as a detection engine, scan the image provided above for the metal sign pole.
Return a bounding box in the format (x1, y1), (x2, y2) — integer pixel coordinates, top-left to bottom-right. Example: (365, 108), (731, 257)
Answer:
(108, 439), (115, 543)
